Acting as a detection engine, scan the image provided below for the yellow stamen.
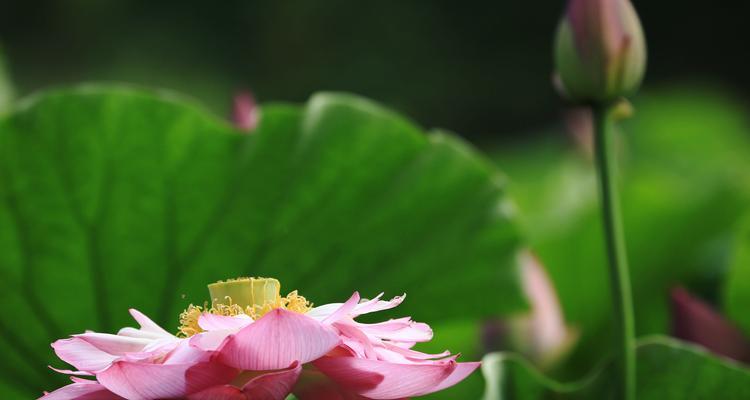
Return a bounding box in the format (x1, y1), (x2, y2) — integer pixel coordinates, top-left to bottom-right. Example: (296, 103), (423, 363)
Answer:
(178, 277), (312, 337)
(283, 290), (312, 314)
(178, 304), (204, 338)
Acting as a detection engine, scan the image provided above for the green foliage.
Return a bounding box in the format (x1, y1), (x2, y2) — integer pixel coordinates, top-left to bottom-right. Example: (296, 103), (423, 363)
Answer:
(492, 86), (750, 369)
(482, 336), (750, 400)
(1, 78), (750, 399)
(724, 216), (750, 335)
(0, 86), (524, 397)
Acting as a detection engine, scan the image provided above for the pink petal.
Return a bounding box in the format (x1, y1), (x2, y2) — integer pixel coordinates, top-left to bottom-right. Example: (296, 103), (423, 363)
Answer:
(97, 360), (237, 400)
(292, 370), (376, 400)
(391, 342), (417, 349)
(307, 294), (404, 322)
(306, 304), (345, 321)
(163, 340), (212, 364)
(187, 386), (246, 400)
(74, 333), (151, 355)
(186, 362), (304, 400)
(333, 322), (378, 360)
(190, 329), (236, 352)
(369, 347), (412, 364)
(49, 366), (93, 376)
(241, 361), (302, 400)
(69, 377), (96, 384)
(354, 318), (432, 343)
(377, 343), (451, 362)
(140, 337), (182, 355)
(217, 309), (340, 370)
(199, 313), (253, 331)
(432, 361), (481, 392)
(322, 293), (361, 324)
(294, 364), (382, 399)
(313, 356), (465, 399)
(40, 379), (124, 400)
(116, 327), (167, 340)
(128, 309), (173, 337)
(52, 337), (118, 373)
(339, 338), (369, 359)
(352, 294), (404, 316)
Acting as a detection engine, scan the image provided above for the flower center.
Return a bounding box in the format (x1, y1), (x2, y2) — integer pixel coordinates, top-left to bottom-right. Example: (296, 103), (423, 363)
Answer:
(178, 277), (311, 337)
(209, 277), (280, 309)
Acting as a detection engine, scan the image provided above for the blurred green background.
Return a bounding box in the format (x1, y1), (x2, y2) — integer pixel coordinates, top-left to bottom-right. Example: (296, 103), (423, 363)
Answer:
(2, 1), (750, 399)
(2, 0), (750, 140)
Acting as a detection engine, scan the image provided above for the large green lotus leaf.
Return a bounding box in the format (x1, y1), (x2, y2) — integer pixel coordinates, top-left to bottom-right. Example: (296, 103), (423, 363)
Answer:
(724, 216), (750, 335)
(0, 86), (524, 397)
(482, 336), (750, 400)
(492, 86), (750, 371)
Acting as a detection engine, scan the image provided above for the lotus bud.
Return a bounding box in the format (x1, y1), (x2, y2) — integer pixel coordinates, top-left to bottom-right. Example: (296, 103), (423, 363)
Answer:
(554, 0), (647, 103)
(486, 251), (579, 369)
(670, 287), (750, 363)
(232, 91), (260, 131)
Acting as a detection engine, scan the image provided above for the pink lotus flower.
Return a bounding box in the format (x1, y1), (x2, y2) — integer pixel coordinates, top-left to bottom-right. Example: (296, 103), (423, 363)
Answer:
(43, 278), (479, 399)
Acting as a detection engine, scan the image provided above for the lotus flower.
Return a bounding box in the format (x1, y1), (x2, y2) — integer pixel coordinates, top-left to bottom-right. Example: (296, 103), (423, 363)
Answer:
(43, 278), (479, 399)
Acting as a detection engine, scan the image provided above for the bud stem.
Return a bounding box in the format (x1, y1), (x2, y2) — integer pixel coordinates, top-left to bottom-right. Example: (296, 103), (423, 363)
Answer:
(592, 103), (636, 400)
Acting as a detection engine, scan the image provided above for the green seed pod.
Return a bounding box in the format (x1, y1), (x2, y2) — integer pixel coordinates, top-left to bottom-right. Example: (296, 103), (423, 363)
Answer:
(554, 0), (647, 103)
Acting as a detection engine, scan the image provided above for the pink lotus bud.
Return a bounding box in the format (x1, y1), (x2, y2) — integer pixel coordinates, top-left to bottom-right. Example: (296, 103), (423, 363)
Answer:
(501, 251), (579, 369)
(232, 91), (260, 131)
(554, 0), (647, 103)
(670, 286), (750, 363)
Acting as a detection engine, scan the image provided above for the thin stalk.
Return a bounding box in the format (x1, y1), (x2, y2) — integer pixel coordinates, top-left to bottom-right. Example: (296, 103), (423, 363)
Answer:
(592, 103), (636, 400)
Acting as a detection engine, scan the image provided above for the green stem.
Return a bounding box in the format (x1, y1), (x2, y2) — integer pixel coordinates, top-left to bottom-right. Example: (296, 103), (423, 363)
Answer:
(592, 103), (636, 400)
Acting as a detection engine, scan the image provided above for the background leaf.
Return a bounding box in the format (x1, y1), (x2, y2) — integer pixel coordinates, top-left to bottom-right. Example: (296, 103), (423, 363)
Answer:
(724, 216), (750, 335)
(490, 86), (750, 371)
(482, 336), (750, 400)
(0, 86), (524, 397)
